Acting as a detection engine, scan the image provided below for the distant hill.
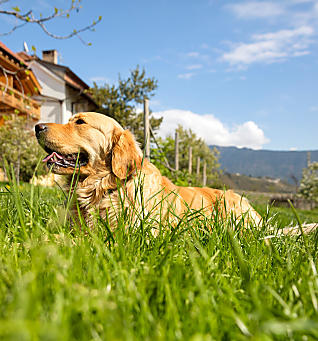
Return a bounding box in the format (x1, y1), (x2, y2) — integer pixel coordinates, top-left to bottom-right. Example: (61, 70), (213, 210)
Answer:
(220, 172), (295, 193)
(211, 146), (318, 183)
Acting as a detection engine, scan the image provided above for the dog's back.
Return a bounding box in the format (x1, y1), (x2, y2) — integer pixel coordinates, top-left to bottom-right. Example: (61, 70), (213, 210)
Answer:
(160, 176), (261, 225)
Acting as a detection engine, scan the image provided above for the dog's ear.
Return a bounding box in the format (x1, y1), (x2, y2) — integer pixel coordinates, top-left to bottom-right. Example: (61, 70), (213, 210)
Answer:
(111, 129), (142, 179)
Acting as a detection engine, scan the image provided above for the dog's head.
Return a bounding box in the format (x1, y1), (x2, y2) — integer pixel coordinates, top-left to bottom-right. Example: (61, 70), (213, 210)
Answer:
(35, 112), (143, 178)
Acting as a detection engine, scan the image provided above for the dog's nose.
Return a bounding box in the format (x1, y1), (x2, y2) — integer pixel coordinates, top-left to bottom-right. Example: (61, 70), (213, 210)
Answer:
(35, 124), (48, 135)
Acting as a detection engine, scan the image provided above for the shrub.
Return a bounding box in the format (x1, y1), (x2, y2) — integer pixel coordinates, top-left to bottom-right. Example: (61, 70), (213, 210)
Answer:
(0, 115), (46, 182)
(298, 162), (318, 203)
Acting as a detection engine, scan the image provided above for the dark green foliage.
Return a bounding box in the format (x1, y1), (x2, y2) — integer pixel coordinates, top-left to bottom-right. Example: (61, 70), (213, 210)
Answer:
(90, 66), (162, 145)
(1, 180), (318, 340)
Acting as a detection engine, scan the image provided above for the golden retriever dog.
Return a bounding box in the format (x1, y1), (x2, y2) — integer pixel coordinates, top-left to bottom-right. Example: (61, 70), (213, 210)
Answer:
(35, 112), (262, 232)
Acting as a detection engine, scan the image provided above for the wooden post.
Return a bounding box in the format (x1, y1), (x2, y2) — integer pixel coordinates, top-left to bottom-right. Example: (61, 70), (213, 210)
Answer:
(307, 151), (311, 167)
(8, 75), (13, 88)
(196, 156), (200, 178)
(143, 98), (150, 159)
(188, 146), (192, 174)
(175, 131), (179, 171)
(203, 161), (207, 186)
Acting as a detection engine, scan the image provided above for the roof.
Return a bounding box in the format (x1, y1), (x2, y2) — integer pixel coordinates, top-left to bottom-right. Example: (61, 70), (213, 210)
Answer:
(0, 41), (41, 95)
(17, 52), (96, 106)
(39, 59), (90, 90)
(0, 41), (27, 66)
(0, 41), (41, 119)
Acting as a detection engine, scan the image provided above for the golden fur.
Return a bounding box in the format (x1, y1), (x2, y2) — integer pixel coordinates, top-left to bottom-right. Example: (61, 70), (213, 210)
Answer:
(36, 112), (262, 231)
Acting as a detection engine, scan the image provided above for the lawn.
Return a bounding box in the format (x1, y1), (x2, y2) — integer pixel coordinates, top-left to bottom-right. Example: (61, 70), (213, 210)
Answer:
(0, 180), (318, 340)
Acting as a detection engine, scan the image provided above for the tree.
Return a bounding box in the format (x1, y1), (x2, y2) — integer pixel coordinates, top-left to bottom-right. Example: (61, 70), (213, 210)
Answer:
(0, 0), (101, 44)
(0, 115), (45, 183)
(152, 125), (220, 187)
(298, 162), (318, 204)
(90, 66), (163, 144)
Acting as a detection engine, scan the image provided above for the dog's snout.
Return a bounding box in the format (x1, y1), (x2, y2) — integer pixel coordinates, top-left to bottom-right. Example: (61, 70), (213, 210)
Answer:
(35, 124), (48, 135)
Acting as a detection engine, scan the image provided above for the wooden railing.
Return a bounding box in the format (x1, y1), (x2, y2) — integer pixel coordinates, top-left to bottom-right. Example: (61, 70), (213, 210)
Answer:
(0, 81), (41, 119)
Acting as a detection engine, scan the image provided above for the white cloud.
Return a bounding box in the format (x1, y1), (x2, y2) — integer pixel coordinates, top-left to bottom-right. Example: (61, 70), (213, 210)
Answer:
(186, 64), (203, 70)
(225, 0), (318, 33)
(253, 26), (313, 41)
(177, 72), (195, 79)
(153, 109), (269, 149)
(226, 1), (285, 19)
(222, 26), (314, 67)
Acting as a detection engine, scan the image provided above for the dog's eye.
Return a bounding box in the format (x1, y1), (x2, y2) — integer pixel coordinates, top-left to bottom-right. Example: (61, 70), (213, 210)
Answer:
(75, 119), (86, 125)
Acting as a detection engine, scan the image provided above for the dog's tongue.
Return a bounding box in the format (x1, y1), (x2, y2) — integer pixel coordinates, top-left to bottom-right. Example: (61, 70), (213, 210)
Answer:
(42, 151), (63, 162)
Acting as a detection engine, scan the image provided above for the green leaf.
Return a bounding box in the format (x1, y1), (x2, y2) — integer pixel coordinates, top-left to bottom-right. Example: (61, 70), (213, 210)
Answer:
(12, 6), (20, 12)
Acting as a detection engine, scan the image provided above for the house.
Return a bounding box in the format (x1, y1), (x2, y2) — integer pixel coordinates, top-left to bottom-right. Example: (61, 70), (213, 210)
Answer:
(0, 41), (41, 124)
(18, 49), (97, 124)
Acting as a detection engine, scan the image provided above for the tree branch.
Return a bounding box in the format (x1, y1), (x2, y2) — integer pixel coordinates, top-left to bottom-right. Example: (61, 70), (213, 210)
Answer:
(0, 22), (27, 36)
(0, 0), (102, 44)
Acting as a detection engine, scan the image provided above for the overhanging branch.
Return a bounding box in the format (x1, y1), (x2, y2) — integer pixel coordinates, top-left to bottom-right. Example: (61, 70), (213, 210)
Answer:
(0, 0), (102, 44)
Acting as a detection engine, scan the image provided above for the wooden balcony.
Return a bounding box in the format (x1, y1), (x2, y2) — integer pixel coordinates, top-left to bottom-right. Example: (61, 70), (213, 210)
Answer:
(0, 81), (41, 120)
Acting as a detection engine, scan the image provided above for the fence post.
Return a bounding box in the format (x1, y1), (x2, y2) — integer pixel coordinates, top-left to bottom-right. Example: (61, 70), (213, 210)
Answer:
(143, 98), (150, 159)
(175, 131), (179, 171)
(203, 161), (207, 186)
(196, 156), (200, 179)
(307, 151), (311, 167)
(188, 146), (192, 174)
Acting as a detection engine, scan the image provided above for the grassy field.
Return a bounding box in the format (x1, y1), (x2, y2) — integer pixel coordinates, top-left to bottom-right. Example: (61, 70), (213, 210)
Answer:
(1, 180), (318, 340)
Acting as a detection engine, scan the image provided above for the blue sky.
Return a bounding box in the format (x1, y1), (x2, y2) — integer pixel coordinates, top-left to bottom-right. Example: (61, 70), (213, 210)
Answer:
(1, 0), (318, 150)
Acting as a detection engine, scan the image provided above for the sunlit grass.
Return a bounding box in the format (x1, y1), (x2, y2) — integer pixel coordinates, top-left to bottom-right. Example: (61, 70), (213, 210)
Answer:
(0, 179), (318, 340)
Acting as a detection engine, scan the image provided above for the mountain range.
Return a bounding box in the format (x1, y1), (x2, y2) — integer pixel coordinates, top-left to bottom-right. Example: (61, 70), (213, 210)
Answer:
(211, 146), (318, 183)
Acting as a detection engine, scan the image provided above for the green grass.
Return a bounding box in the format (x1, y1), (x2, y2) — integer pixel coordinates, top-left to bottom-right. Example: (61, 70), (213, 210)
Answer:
(1, 180), (318, 340)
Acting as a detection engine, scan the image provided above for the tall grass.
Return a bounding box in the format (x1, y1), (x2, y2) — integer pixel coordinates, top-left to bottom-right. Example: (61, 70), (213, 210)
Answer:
(0, 177), (318, 340)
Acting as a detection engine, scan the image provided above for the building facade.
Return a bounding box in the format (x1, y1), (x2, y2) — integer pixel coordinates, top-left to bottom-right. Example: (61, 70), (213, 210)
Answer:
(18, 49), (97, 124)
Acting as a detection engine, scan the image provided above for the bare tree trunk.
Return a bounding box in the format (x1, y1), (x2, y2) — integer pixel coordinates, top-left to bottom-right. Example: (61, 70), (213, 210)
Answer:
(143, 98), (150, 159)
(188, 146), (192, 174)
(175, 131), (179, 171)
(203, 161), (207, 186)
(196, 156), (200, 180)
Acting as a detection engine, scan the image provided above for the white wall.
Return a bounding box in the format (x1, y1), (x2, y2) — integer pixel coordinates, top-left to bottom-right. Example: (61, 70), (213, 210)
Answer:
(29, 62), (65, 100)
(29, 61), (65, 124)
(32, 96), (61, 123)
(29, 61), (95, 124)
